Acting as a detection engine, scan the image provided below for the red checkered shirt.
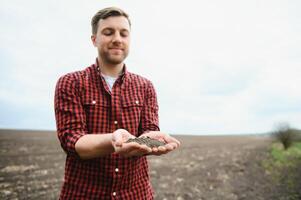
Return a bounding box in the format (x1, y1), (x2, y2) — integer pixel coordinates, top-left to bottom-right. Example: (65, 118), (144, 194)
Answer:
(54, 61), (159, 200)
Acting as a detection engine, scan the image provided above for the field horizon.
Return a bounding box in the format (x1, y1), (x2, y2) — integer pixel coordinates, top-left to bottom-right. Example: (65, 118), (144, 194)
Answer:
(0, 128), (270, 137)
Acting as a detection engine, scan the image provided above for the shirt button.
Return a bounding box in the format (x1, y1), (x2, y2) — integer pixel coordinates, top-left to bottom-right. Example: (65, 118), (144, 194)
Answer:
(115, 168), (119, 172)
(135, 100), (139, 105)
(114, 121), (118, 125)
(92, 100), (96, 104)
(112, 192), (116, 196)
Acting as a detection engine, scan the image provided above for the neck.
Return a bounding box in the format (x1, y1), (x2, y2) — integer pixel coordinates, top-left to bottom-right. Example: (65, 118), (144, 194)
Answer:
(97, 57), (124, 77)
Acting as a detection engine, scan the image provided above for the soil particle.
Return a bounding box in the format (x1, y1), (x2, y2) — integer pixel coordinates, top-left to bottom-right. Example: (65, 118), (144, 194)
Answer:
(125, 136), (166, 148)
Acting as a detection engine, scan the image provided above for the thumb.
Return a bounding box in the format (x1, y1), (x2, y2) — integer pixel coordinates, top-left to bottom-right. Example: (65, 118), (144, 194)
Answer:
(112, 131), (123, 147)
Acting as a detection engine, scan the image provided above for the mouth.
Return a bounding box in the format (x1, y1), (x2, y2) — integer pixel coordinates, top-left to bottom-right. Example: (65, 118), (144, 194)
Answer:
(109, 46), (124, 50)
(109, 48), (124, 54)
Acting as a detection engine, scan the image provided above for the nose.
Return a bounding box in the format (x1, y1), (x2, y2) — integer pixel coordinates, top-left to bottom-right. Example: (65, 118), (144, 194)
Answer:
(112, 32), (122, 43)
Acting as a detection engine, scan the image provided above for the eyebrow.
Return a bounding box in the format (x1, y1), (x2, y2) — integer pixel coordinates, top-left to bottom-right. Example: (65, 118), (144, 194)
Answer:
(101, 27), (130, 32)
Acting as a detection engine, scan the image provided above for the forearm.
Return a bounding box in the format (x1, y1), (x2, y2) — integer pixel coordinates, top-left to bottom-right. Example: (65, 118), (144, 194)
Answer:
(75, 134), (114, 160)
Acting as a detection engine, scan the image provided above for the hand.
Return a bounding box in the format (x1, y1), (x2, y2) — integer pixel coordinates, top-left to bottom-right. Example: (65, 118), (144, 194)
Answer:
(140, 131), (180, 156)
(112, 129), (152, 158)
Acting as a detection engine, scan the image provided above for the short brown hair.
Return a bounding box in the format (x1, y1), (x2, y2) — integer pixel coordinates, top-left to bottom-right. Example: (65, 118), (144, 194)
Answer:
(91, 7), (131, 35)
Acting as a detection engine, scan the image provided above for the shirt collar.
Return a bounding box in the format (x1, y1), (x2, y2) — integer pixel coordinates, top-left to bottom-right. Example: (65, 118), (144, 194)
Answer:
(95, 58), (128, 83)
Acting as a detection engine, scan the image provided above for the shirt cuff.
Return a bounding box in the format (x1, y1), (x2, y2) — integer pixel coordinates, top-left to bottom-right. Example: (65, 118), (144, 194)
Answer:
(57, 130), (86, 158)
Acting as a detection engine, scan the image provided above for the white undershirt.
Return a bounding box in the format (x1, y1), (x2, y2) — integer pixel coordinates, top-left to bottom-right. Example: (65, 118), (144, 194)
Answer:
(101, 73), (118, 92)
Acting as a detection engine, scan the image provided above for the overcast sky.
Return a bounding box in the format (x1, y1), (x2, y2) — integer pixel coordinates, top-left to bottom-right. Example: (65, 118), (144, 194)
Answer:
(0, 0), (300, 135)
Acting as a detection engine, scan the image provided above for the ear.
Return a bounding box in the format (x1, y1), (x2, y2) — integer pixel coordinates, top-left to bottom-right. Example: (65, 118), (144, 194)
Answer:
(91, 35), (97, 47)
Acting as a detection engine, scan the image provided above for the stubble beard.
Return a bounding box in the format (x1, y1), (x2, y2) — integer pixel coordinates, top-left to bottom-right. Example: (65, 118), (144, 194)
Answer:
(100, 50), (129, 65)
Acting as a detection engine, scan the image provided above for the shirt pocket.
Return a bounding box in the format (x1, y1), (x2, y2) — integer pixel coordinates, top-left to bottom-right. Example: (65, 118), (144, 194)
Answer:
(82, 99), (110, 133)
(121, 96), (144, 135)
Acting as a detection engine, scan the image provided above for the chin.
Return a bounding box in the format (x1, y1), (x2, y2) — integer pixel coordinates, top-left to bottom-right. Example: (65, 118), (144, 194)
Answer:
(109, 56), (127, 64)
(107, 59), (124, 65)
(101, 52), (128, 65)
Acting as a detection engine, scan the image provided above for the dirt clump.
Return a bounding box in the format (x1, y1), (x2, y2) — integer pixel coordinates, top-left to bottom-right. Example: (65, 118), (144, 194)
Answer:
(125, 136), (166, 148)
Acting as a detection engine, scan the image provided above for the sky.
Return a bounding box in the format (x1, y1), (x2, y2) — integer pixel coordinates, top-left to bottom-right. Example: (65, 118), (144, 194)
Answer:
(0, 0), (300, 135)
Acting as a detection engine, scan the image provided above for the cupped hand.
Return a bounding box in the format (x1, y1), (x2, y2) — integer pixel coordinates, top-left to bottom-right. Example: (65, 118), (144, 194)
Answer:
(140, 131), (180, 156)
(112, 129), (152, 157)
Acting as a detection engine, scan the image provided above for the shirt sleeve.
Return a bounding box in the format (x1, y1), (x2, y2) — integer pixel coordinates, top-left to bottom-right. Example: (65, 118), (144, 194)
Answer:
(139, 80), (160, 134)
(54, 74), (87, 157)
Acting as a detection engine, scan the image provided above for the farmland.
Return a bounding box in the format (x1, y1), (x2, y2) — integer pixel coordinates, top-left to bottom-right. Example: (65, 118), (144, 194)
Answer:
(0, 130), (300, 199)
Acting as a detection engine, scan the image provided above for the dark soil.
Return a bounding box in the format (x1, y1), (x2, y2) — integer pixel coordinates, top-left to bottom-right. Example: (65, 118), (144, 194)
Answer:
(126, 136), (166, 148)
(0, 130), (300, 200)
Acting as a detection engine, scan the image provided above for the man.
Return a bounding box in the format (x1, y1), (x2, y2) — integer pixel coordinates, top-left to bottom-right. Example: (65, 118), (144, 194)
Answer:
(54, 7), (180, 199)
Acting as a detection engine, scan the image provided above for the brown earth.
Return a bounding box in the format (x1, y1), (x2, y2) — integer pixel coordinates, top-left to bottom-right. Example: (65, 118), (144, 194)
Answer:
(0, 130), (299, 200)
(126, 136), (166, 148)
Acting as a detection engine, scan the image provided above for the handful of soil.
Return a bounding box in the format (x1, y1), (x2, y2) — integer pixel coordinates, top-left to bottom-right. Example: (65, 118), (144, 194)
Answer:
(125, 136), (166, 148)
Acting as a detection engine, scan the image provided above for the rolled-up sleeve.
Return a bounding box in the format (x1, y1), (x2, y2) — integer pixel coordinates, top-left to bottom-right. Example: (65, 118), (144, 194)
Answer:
(54, 74), (87, 157)
(139, 81), (160, 134)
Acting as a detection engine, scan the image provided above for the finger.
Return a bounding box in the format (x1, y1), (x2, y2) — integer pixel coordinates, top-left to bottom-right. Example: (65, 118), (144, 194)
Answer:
(124, 145), (151, 157)
(123, 142), (141, 151)
(117, 142), (146, 155)
(165, 136), (181, 147)
(148, 144), (175, 156)
(114, 142), (134, 154)
(164, 143), (175, 151)
(139, 144), (152, 153)
(127, 149), (149, 157)
(157, 146), (167, 152)
(168, 142), (179, 149)
(112, 133), (123, 147)
(152, 147), (159, 152)
(113, 129), (135, 147)
(151, 149), (169, 156)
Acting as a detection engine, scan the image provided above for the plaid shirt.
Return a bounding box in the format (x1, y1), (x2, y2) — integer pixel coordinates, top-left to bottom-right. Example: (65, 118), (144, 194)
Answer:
(54, 61), (159, 199)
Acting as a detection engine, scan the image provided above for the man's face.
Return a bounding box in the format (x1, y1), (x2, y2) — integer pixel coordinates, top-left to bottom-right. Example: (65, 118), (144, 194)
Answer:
(92, 16), (130, 65)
